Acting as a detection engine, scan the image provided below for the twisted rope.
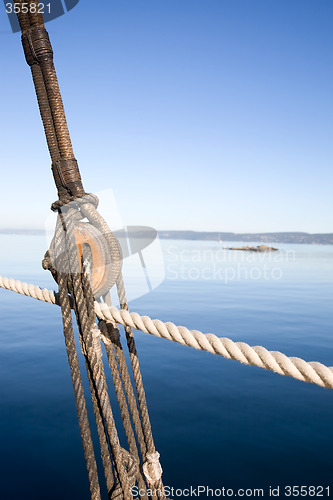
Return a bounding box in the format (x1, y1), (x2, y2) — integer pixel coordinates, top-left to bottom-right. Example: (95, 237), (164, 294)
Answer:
(14, 4), (155, 498)
(100, 321), (149, 497)
(52, 214), (102, 500)
(1, 274), (332, 389)
(101, 320), (149, 464)
(59, 209), (133, 500)
(115, 275), (164, 496)
(80, 265), (115, 495)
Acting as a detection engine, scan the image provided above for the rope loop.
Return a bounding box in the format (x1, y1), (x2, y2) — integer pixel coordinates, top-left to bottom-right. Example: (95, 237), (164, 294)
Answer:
(76, 193), (100, 208)
(51, 193), (99, 212)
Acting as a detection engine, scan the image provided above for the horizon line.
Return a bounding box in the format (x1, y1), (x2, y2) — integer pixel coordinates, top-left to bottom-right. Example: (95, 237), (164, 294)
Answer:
(0, 228), (332, 236)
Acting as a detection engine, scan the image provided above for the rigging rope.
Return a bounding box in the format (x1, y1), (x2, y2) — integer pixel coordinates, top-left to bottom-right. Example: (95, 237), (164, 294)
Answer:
(13, 2), (165, 498)
(1, 274), (333, 390)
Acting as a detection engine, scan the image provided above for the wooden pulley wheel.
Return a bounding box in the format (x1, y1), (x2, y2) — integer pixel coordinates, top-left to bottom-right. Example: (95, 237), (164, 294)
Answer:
(74, 222), (116, 298)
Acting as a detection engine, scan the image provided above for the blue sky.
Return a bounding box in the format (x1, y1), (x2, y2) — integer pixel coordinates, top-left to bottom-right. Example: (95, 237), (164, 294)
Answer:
(0, 0), (332, 232)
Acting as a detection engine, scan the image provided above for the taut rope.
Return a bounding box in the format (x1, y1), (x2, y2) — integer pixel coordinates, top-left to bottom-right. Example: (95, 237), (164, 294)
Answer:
(1, 274), (333, 390)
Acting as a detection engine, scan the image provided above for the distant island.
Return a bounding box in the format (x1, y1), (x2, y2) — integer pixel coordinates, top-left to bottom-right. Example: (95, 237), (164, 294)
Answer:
(228, 245), (278, 252)
(158, 231), (333, 245)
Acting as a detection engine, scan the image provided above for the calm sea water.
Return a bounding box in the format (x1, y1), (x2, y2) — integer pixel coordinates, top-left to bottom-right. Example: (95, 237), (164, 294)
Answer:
(0, 235), (332, 500)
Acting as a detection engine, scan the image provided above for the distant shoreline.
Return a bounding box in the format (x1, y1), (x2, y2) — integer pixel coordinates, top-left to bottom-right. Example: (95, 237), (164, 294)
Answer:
(158, 230), (333, 245)
(0, 229), (46, 236)
(1, 228), (333, 245)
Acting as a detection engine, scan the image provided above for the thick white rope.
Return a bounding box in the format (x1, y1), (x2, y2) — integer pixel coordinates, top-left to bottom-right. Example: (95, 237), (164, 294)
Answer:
(1, 274), (333, 389)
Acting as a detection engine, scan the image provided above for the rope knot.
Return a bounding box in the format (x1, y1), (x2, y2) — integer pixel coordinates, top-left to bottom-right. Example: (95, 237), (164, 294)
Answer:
(122, 449), (138, 486)
(42, 250), (59, 284)
(51, 198), (73, 212)
(76, 193), (99, 208)
(42, 250), (52, 271)
(110, 449), (138, 500)
(51, 192), (99, 212)
(142, 451), (163, 485)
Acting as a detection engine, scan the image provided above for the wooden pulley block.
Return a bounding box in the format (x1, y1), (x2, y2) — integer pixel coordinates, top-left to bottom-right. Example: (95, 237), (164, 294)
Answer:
(74, 222), (114, 298)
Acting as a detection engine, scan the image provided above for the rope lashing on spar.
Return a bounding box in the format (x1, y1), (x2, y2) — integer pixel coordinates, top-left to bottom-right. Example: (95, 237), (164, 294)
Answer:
(12, 2), (165, 499)
(1, 274), (333, 390)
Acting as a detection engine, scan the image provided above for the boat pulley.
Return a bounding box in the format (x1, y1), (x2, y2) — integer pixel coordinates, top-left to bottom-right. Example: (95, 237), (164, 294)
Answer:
(44, 220), (121, 299)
